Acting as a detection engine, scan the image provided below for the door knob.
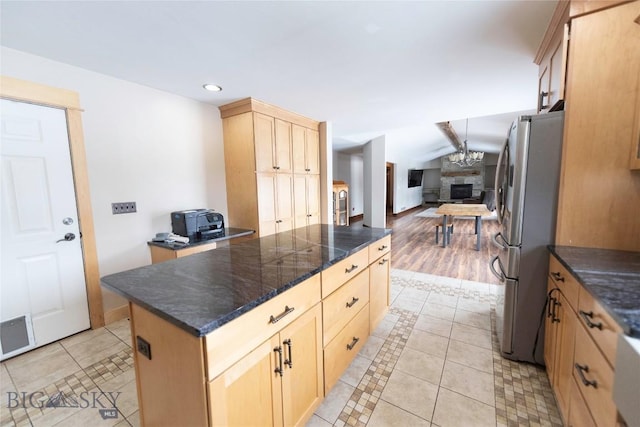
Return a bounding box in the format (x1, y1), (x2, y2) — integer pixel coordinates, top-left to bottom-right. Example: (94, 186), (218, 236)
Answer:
(56, 233), (76, 243)
(62, 217), (74, 225)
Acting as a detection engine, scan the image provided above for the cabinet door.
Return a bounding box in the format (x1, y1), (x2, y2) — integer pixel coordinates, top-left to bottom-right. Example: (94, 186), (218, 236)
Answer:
(254, 113), (276, 173)
(280, 304), (323, 427)
(306, 175), (320, 226)
(209, 334), (283, 427)
(305, 128), (320, 174)
(292, 124), (307, 174)
(293, 175), (308, 229)
(274, 119), (293, 173)
(555, 291), (577, 420)
(544, 282), (559, 385)
(369, 253), (390, 332)
(257, 173), (277, 237)
(630, 67), (640, 170)
(275, 173), (294, 230)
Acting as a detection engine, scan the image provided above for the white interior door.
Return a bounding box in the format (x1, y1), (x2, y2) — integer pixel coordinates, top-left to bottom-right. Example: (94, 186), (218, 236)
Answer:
(1, 99), (90, 360)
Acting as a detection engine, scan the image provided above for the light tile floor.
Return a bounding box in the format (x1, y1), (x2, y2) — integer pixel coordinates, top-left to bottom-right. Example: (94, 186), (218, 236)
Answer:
(0, 270), (562, 427)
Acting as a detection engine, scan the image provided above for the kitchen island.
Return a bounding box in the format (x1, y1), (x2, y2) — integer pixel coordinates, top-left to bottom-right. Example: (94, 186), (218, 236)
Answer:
(102, 225), (392, 426)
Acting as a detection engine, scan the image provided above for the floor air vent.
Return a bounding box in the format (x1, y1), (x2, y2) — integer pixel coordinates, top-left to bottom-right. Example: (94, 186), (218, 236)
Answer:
(1, 314), (35, 360)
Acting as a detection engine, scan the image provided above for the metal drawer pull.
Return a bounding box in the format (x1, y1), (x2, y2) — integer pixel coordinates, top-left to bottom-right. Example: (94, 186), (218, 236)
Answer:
(346, 297), (359, 308)
(575, 363), (598, 388)
(579, 310), (603, 330)
(283, 339), (293, 369)
(347, 337), (360, 351)
(378, 245), (388, 251)
(270, 306), (295, 324)
(552, 299), (561, 323)
(345, 264), (358, 273)
(274, 346), (283, 377)
(379, 258), (389, 265)
(551, 272), (565, 282)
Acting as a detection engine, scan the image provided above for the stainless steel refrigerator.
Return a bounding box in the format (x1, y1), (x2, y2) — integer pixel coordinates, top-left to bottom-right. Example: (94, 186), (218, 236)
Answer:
(489, 111), (564, 364)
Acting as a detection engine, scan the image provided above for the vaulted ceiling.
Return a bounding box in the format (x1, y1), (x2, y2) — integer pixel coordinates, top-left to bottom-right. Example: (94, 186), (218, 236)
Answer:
(0, 1), (555, 162)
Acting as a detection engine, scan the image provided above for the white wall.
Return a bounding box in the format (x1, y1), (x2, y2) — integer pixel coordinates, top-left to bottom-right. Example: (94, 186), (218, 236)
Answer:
(1, 47), (226, 306)
(363, 136), (386, 228)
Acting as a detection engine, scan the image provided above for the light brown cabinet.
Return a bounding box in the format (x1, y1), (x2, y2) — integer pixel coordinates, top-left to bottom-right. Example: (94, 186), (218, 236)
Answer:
(209, 303), (323, 427)
(554, 1), (640, 251)
(293, 174), (321, 228)
(630, 67), (640, 170)
(545, 253), (622, 427)
(292, 124), (320, 174)
(534, 1), (569, 113)
(220, 98), (321, 237)
(369, 235), (391, 332)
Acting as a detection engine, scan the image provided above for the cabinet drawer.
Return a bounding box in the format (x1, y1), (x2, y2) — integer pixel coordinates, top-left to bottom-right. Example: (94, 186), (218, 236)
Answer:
(548, 255), (580, 311)
(368, 235), (391, 264)
(323, 269), (370, 346)
(568, 376), (597, 427)
(321, 248), (369, 298)
(577, 288), (622, 367)
(204, 274), (321, 380)
(573, 323), (617, 427)
(323, 303), (370, 394)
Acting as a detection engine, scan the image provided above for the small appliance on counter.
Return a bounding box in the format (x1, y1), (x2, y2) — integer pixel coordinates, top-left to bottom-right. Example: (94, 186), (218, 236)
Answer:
(171, 209), (225, 241)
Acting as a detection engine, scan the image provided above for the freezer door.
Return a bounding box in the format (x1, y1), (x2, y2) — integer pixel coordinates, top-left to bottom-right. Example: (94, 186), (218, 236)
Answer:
(493, 270), (518, 357)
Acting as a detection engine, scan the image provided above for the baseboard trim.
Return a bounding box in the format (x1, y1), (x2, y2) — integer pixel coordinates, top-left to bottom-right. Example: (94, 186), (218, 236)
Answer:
(104, 304), (130, 325)
(349, 214), (363, 222)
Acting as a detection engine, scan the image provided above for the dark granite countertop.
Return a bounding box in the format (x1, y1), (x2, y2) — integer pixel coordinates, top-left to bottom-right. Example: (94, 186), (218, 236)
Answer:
(548, 245), (640, 338)
(147, 227), (254, 250)
(103, 225), (391, 337)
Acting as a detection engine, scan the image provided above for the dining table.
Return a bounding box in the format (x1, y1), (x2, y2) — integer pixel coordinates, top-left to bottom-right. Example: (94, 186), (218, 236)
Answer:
(435, 203), (492, 251)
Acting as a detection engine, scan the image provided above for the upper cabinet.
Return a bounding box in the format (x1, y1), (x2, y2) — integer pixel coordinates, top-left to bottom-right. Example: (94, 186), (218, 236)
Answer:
(534, 1), (570, 113)
(554, 1), (640, 251)
(293, 124), (320, 174)
(220, 98), (322, 237)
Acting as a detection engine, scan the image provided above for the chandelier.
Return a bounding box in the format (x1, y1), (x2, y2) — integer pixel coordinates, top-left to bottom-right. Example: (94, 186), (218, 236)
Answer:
(448, 119), (484, 167)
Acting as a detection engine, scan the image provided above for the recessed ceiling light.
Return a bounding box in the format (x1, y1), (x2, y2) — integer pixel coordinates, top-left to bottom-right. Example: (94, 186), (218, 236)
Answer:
(203, 84), (222, 92)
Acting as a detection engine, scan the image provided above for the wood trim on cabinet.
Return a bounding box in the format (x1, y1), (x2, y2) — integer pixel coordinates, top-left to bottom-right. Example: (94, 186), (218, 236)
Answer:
(219, 97), (320, 130)
(130, 303), (209, 427)
(569, 0), (631, 18)
(0, 75), (105, 328)
(534, 0), (570, 65)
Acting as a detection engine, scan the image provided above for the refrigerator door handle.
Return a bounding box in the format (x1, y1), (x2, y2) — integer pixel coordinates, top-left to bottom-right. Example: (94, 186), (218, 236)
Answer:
(494, 138), (508, 225)
(490, 255), (505, 281)
(492, 232), (509, 250)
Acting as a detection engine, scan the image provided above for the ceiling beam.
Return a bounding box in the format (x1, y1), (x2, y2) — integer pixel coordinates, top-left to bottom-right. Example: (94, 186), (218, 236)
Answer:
(435, 121), (464, 152)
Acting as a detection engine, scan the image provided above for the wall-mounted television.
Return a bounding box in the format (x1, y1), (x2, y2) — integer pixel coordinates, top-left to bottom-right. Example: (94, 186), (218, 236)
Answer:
(450, 183), (473, 199)
(408, 169), (424, 188)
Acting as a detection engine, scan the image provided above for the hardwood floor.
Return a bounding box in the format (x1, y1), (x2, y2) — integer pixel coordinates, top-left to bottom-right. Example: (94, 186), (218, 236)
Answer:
(353, 206), (502, 285)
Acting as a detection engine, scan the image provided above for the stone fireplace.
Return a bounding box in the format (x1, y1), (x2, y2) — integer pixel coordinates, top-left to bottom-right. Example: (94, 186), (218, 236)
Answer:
(439, 157), (485, 200)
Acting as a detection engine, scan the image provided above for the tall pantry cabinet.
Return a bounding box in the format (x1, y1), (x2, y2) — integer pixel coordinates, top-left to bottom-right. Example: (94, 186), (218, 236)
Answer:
(220, 98), (321, 237)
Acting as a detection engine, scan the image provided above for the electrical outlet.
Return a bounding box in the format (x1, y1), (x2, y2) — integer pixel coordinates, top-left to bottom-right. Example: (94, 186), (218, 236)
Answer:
(111, 202), (137, 214)
(136, 336), (151, 360)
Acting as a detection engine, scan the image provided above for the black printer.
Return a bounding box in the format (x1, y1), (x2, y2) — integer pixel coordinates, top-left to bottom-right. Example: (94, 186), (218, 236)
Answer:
(171, 209), (224, 241)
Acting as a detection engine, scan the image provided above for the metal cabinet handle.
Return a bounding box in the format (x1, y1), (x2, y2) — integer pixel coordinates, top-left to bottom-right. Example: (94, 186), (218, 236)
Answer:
(274, 346), (283, 377)
(345, 264), (358, 274)
(575, 363), (597, 388)
(579, 310), (603, 330)
(379, 258), (389, 265)
(378, 245), (388, 251)
(346, 297), (359, 308)
(269, 306), (295, 324)
(539, 91), (549, 110)
(56, 233), (76, 243)
(275, 220), (283, 224)
(551, 272), (565, 282)
(347, 337), (360, 351)
(305, 168), (310, 172)
(283, 339), (293, 369)
(552, 299), (561, 323)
